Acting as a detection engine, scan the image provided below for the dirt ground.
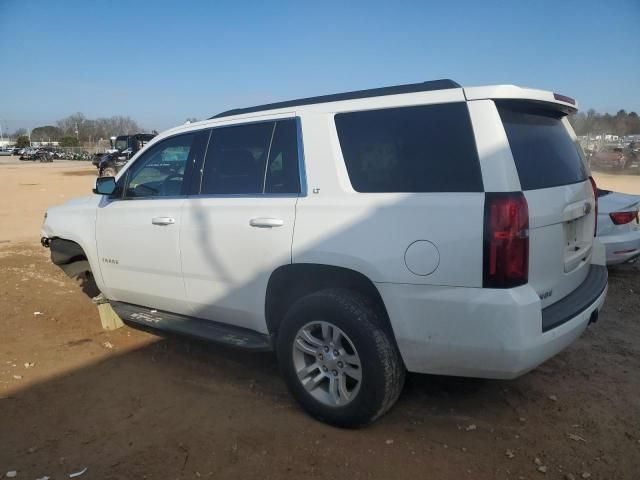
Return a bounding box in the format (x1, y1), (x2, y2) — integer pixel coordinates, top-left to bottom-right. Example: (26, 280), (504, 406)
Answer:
(0, 157), (97, 243)
(591, 169), (640, 196)
(1, 159), (639, 479)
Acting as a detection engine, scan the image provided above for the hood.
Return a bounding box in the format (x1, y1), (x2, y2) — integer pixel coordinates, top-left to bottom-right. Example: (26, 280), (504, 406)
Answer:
(48, 195), (99, 213)
(63, 195), (99, 207)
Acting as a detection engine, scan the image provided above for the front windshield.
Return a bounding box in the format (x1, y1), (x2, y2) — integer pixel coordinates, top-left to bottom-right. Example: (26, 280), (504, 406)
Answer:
(115, 138), (128, 151)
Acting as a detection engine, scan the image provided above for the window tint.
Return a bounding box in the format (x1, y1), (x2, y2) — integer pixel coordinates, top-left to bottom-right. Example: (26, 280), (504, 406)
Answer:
(265, 120), (300, 194)
(199, 119), (301, 195)
(497, 103), (588, 190)
(201, 122), (274, 194)
(124, 133), (196, 198)
(334, 103), (482, 193)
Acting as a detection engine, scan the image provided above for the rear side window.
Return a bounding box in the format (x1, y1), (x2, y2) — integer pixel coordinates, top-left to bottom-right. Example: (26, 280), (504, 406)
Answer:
(498, 103), (588, 190)
(200, 119), (300, 195)
(201, 122), (274, 194)
(335, 103), (483, 193)
(265, 120), (300, 194)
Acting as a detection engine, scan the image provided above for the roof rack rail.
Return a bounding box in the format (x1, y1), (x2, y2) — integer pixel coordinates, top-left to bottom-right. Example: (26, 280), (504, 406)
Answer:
(210, 79), (461, 119)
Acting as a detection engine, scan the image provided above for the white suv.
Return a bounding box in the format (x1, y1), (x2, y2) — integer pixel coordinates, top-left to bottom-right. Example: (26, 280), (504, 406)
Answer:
(42, 80), (608, 427)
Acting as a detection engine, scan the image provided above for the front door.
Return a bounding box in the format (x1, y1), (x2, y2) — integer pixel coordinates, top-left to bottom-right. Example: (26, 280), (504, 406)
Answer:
(96, 130), (207, 314)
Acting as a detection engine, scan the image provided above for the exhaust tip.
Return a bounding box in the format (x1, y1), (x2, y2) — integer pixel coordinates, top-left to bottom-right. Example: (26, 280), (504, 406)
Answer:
(588, 309), (599, 325)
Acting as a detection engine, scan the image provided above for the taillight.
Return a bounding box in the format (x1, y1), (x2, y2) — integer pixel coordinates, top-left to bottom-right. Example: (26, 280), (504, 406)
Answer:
(483, 192), (529, 288)
(553, 93), (576, 105)
(610, 210), (639, 225)
(589, 176), (598, 236)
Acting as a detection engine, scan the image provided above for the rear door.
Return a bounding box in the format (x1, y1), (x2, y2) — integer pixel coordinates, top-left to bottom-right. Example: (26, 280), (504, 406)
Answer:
(180, 118), (301, 333)
(497, 102), (595, 307)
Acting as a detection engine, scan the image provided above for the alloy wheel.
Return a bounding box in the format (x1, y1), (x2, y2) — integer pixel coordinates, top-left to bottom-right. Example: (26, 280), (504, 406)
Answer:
(292, 321), (362, 407)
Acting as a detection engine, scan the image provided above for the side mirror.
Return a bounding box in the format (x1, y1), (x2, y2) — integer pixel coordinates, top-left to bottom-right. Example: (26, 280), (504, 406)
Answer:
(93, 176), (117, 195)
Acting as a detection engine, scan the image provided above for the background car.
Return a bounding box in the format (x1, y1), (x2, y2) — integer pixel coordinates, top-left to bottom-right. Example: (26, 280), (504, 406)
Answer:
(597, 189), (640, 265)
(19, 147), (39, 160)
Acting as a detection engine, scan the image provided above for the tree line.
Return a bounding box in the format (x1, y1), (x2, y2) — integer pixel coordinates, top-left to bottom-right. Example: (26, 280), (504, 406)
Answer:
(11, 113), (144, 147)
(568, 109), (640, 137)
(8, 108), (639, 148)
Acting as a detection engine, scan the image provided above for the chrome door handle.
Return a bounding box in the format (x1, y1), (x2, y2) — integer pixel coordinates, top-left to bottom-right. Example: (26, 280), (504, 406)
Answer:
(249, 217), (284, 228)
(151, 216), (176, 226)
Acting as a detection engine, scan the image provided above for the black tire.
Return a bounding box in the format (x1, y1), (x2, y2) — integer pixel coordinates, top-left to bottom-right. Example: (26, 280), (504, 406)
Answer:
(277, 288), (405, 428)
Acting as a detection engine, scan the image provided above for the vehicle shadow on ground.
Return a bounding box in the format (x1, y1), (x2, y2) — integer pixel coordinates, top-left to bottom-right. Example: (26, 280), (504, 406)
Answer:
(4, 252), (637, 479)
(0, 331), (508, 479)
(607, 261), (640, 278)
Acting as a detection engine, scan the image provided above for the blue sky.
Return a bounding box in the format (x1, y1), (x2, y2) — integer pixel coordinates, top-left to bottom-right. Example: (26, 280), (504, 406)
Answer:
(1, 0), (638, 133)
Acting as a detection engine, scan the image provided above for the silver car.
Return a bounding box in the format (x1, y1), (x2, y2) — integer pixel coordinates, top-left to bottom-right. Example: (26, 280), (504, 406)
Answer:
(597, 189), (640, 265)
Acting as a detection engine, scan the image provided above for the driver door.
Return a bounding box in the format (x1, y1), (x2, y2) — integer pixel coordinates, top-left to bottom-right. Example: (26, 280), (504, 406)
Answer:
(96, 130), (208, 314)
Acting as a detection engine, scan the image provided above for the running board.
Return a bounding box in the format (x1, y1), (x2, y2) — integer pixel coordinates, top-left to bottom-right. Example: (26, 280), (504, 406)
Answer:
(110, 301), (273, 351)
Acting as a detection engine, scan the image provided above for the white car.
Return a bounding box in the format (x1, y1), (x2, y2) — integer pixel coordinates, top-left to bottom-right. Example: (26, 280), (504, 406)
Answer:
(596, 189), (640, 264)
(41, 80), (608, 427)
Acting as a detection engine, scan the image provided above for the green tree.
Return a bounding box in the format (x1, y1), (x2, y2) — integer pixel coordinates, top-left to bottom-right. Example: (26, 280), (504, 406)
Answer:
(59, 136), (79, 147)
(15, 136), (30, 148)
(628, 112), (640, 134)
(31, 125), (62, 142)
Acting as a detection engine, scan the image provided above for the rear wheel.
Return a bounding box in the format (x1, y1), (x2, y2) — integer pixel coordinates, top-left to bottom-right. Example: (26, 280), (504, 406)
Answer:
(277, 289), (405, 427)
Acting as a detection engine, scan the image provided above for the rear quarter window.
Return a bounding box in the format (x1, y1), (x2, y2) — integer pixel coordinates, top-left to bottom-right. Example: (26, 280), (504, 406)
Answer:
(335, 103), (483, 193)
(497, 102), (588, 190)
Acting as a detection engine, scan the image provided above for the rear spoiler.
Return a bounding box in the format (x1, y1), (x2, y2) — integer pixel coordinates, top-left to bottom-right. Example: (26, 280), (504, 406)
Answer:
(464, 85), (578, 114)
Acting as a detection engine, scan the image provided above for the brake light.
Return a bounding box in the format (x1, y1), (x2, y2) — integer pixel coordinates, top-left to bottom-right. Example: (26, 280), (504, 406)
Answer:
(589, 176), (598, 236)
(610, 210), (639, 225)
(553, 93), (576, 105)
(483, 192), (529, 288)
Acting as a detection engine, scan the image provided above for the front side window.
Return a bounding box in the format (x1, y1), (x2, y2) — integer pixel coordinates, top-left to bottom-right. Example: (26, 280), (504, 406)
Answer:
(124, 133), (196, 198)
(200, 119), (300, 195)
(335, 103), (483, 193)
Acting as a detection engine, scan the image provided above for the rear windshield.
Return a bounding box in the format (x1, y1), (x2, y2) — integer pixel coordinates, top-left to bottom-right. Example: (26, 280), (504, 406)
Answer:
(335, 103), (483, 193)
(497, 102), (588, 190)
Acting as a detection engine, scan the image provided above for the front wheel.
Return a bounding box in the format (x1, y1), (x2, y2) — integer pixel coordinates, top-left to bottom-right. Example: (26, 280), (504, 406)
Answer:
(277, 289), (405, 427)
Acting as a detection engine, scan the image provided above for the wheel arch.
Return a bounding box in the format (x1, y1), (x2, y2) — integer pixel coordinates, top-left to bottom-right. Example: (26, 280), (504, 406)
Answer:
(48, 237), (102, 297)
(265, 263), (394, 338)
(50, 237), (89, 267)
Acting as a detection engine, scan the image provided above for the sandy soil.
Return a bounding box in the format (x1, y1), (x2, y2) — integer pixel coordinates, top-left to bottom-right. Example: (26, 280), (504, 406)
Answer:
(0, 158), (96, 243)
(592, 170), (640, 195)
(1, 160), (639, 479)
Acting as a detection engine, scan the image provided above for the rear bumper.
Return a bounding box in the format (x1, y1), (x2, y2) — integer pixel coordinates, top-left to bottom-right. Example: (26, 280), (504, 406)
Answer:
(542, 265), (607, 331)
(599, 229), (640, 265)
(378, 265), (608, 379)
